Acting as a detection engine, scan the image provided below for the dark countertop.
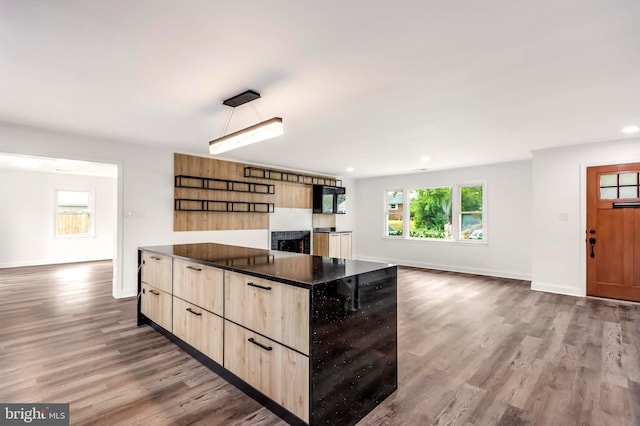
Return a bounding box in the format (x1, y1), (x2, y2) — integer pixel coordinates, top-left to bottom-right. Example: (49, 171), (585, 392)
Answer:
(139, 243), (394, 288)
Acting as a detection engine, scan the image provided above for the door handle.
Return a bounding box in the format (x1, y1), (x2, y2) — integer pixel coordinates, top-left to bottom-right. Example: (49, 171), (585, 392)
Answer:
(589, 237), (596, 258)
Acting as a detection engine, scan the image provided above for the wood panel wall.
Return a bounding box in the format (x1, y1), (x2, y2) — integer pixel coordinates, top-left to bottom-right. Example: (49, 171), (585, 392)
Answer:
(174, 153), (336, 231)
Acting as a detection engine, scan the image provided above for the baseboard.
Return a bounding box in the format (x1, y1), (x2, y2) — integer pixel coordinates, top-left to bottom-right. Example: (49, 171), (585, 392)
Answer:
(530, 281), (584, 297)
(356, 255), (531, 281)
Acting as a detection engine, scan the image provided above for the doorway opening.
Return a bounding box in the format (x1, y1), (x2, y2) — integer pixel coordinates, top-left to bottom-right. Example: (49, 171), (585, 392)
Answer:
(0, 152), (120, 295)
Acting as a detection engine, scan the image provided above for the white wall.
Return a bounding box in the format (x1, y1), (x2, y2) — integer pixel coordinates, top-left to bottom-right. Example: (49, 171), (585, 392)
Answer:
(0, 168), (116, 267)
(355, 160), (532, 280)
(531, 137), (640, 297)
(0, 123), (268, 298)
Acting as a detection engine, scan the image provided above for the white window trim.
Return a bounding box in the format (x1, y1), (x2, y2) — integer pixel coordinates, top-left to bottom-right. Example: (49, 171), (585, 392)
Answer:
(383, 182), (487, 244)
(54, 187), (96, 238)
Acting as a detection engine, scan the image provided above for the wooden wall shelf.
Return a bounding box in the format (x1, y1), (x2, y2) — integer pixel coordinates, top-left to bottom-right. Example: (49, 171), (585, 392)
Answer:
(244, 166), (341, 187)
(175, 175), (275, 194)
(175, 199), (275, 213)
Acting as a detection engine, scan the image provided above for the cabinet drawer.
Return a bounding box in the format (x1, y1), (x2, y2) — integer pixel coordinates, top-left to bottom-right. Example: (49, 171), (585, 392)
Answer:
(224, 271), (309, 355)
(224, 320), (309, 423)
(141, 251), (173, 293)
(141, 283), (172, 332)
(173, 297), (223, 364)
(173, 259), (223, 315)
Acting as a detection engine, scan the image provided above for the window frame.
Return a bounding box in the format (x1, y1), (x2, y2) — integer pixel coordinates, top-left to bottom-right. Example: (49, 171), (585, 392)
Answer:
(383, 182), (487, 243)
(384, 189), (405, 237)
(54, 188), (96, 238)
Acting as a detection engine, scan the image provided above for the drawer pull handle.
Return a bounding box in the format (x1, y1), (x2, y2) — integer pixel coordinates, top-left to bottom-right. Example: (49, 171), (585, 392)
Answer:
(186, 308), (202, 316)
(248, 337), (272, 351)
(150, 256), (161, 260)
(247, 282), (272, 291)
(186, 266), (202, 272)
(148, 289), (160, 296)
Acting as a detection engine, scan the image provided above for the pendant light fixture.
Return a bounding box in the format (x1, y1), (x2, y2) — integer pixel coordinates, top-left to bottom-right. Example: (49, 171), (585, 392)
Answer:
(209, 90), (283, 155)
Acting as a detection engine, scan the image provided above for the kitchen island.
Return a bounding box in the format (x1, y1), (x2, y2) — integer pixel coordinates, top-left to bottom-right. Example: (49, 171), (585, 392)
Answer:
(137, 243), (397, 426)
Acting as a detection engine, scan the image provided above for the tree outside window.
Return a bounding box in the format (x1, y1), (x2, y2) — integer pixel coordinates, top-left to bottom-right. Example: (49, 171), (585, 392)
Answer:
(460, 186), (483, 240)
(385, 183), (485, 242)
(409, 188), (452, 239)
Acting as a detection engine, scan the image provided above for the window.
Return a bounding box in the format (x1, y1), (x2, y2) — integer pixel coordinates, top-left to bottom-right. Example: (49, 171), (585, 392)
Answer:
(386, 190), (403, 236)
(56, 190), (94, 237)
(384, 183), (486, 242)
(460, 185), (483, 240)
(409, 187), (452, 240)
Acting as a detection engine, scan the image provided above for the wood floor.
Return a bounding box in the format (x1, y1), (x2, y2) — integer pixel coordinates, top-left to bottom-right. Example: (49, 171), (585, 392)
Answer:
(1, 262), (639, 425)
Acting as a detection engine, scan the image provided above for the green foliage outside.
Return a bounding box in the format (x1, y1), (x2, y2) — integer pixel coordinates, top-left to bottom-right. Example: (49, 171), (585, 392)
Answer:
(409, 188), (452, 238)
(387, 186), (483, 239)
(461, 186), (483, 211)
(460, 186), (483, 237)
(387, 219), (403, 236)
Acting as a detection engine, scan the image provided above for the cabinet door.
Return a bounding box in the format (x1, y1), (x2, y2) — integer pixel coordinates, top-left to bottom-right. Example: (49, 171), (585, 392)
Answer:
(140, 283), (172, 332)
(173, 259), (223, 315)
(328, 233), (341, 258)
(340, 232), (352, 260)
(312, 233), (329, 256)
(173, 297), (223, 364)
(141, 251), (172, 293)
(224, 320), (309, 423)
(224, 271), (310, 355)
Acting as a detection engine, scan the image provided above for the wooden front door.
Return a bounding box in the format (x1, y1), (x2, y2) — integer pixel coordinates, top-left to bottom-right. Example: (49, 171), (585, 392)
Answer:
(586, 163), (640, 302)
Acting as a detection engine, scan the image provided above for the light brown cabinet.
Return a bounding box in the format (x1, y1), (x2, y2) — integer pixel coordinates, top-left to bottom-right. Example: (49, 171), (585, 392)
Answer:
(140, 283), (172, 332)
(141, 251), (172, 293)
(173, 297), (223, 364)
(312, 231), (352, 259)
(224, 320), (309, 423)
(173, 258), (223, 315)
(224, 270), (310, 355)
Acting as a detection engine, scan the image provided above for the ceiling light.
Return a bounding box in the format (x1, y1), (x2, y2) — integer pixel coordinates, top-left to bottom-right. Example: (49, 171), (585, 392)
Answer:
(420, 155), (430, 162)
(622, 125), (639, 134)
(209, 90), (283, 155)
(346, 167), (354, 172)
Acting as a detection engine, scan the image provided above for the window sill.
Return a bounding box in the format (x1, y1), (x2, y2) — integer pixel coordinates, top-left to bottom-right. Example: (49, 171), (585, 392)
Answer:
(382, 236), (488, 246)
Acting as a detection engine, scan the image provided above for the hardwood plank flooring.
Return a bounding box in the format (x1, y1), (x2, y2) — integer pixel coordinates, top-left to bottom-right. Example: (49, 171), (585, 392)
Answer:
(1, 262), (639, 425)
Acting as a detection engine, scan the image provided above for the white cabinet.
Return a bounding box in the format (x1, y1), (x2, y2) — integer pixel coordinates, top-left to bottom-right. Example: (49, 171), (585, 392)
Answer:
(313, 231), (352, 259)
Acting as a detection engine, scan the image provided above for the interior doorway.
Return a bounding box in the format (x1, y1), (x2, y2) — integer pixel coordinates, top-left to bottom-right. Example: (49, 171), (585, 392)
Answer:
(586, 162), (640, 302)
(0, 152), (120, 294)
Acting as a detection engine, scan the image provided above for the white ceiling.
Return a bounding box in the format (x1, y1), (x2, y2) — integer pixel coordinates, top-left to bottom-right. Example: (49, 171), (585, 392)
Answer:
(1, 0), (639, 178)
(0, 152), (117, 177)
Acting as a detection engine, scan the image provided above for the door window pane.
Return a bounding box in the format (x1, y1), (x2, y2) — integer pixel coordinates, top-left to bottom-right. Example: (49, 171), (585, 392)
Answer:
(619, 186), (638, 199)
(600, 187), (618, 199)
(619, 173), (638, 186)
(600, 174), (617, 186)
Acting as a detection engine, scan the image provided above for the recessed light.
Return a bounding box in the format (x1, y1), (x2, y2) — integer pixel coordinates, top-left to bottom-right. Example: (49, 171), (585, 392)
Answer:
(622, 125), (639, 134)
(346, 167), (354, 172)
(420, 155), (430, 162)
